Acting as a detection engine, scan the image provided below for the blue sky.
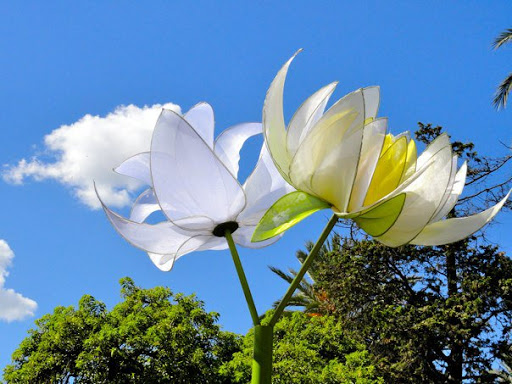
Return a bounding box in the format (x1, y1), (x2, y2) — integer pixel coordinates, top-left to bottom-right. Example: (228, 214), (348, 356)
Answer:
(1, 1), (511, 373)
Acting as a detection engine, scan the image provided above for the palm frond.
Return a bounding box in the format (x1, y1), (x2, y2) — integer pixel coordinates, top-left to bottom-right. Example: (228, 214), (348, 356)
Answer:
(493, 72), (512, 110)
(493, 28), (512, 50)
(268, 266), (295, 285)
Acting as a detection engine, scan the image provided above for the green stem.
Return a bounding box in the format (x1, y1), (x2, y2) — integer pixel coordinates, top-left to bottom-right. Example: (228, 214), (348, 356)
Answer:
(269, 214), (338, 327)
(225, 230), (260, 326)
(251, 325), (274, 384)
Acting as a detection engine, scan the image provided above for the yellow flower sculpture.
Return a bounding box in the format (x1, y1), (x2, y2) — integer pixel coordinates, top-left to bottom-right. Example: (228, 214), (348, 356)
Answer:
(252, 53), (510, 247)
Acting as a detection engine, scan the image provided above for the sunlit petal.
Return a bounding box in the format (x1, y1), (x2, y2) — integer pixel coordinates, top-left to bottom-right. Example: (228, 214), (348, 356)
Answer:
(184, 102), (215, 148)
(151, 109), (245, 227)
(150, 235), (227, 271)
(114, 152), (151, 185)
(374, 137), (453, 246)
(411, 190), (511, 246)
(286, 82), (338, 157)
(263, 51), (302, 183)
(214, 122), (262, 177)
(238, 144), (294, 226)
(130, 188), (160, 223)
(348, 118), (387, 211)
(97, 188), (204, 255)
(233, 225), (283, 248)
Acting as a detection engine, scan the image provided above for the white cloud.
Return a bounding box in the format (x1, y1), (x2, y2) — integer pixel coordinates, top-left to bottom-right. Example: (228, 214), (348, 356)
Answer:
(0, 240), (37, 322)
(3, 103), (181, 209)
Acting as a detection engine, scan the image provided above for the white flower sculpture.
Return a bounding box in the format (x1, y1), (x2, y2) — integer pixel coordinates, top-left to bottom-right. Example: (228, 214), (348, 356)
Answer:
(97, 103), (293, 270)
(253, 53), (510, 247)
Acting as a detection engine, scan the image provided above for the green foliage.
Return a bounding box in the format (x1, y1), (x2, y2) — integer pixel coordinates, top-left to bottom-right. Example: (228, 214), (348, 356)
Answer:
(220, 311), (383, 384)
(3, 278), (241, 384)
(309, 234), (512, 383)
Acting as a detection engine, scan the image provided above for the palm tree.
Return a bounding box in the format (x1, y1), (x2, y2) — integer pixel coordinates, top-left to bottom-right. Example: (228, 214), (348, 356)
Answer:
(493, 28), (512, 110)
(269, 234), (342, 316)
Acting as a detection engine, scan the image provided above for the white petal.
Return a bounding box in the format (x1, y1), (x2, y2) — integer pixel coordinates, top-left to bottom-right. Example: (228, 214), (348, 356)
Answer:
(362, 86), (380, 120)
(374, 136), (453, 247)
(411, 189), (511, 246)
(286, 82), (338, 158)
(130, 188), (160, 223)
(97, 188), (203, 255)
(347, 118), (387, 211)
(150, 109), (246, 227)
(114, 152), (151, 185)
(214, 123), (262, 177)
(149, 235), (227, 271)
(237, 143), (294, 226)
(263, 51), (301, 183)
(184, 102), (214, 149)
(416, 133), (451, 169)
(232, 225), (283, 248)
(290, 88), (371, 211)
(310, 86), (379, 136)
(430, 162), (468, 223)
(147, 252), (177, 272)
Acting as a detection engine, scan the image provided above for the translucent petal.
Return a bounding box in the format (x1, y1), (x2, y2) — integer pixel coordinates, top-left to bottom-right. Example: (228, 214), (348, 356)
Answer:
(238, 143), (294, 226)
(97, 189), (203, 255)
(252, 191), (330, 242)
(363, 136), (408, 206)
(114, 152), (151, 185)
(429, 161), (467, 223)
(151, 235), (227, 271)
(214, 122), (262, 178)
(362, 86), (380, 120)
(354, 193), (406, 236)
(263, 52), (301, 183)
(428, 155), (457, 223)
(416, 133), (450, 168)
(374, 138), (453, 247)
(184, 102), (214, 148)
(147, 252), (177, 272)
(411, 189), (511, 246)
(130, 188), (160, 223)
(347, 118), (387, 211)
(150, 110), (245, 227)
(336, 151), (433, 219)
(308, 87), (379, 141)
(286, 82), (338, 157)
(401, 139), (417, 183)
(232, 225), (283, 248)
(289, 102), (363, 211)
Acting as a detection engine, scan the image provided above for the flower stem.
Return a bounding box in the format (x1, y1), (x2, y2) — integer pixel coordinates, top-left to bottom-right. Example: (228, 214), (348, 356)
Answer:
(251, 325), (273, 384)
(268, 214), (338, 328)
(225, 230), (260, 326)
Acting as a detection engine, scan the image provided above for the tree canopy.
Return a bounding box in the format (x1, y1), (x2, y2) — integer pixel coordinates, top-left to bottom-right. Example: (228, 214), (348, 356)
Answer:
(3, 278), (240, 384)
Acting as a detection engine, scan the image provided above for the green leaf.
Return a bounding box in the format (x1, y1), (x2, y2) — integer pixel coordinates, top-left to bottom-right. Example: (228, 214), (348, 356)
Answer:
(252, 191), (330, 242)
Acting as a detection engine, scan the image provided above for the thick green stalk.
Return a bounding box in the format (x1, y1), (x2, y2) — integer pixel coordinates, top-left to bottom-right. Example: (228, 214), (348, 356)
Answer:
(251, 325), (274, 384)
(269, 214), (338, 327)
(225, 230), (260, 326)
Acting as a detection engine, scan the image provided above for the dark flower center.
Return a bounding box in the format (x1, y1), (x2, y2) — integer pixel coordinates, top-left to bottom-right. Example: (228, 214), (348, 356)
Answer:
(212, 221), (239, 237)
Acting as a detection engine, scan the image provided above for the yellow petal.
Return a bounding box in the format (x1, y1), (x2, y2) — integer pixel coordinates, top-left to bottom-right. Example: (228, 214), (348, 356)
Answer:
(363, 136), (408, 206)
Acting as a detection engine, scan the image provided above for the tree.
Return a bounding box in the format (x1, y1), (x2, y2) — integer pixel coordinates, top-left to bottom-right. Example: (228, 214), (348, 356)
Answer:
(3, 278), (241, 384)
(220, 311), (383, 384)
(493, 27), (512, 109)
